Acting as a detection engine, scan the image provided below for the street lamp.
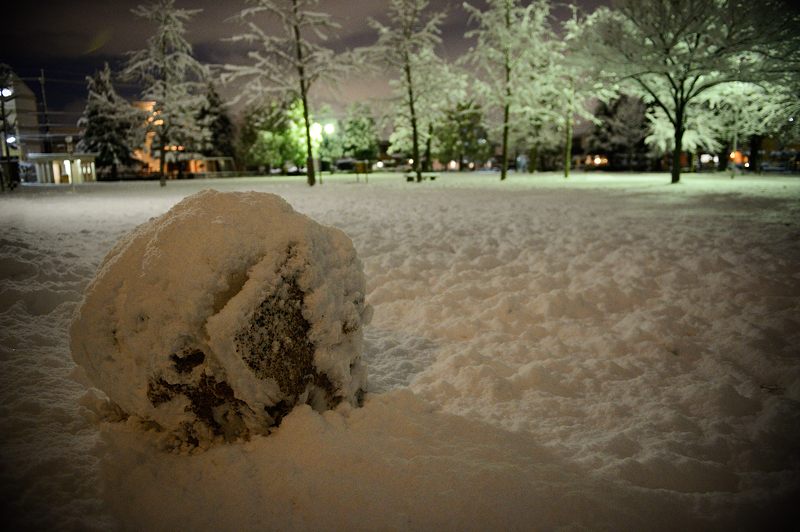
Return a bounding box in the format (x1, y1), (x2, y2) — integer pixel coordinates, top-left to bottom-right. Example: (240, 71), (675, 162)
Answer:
(317, 122), (338, 180)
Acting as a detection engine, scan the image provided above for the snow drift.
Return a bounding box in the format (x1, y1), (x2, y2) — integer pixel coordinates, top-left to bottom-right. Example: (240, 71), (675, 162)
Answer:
(69, 190), (370, 445)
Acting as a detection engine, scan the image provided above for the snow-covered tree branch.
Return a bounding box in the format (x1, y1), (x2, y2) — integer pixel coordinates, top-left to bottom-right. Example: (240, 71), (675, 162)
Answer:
(223, 0), (346, 186)
(361, 0), (445, 182)
(584, 0), (799, 183)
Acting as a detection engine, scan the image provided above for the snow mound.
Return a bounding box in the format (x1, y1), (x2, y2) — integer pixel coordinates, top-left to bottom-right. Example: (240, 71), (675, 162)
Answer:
(70, 190), (371, 445)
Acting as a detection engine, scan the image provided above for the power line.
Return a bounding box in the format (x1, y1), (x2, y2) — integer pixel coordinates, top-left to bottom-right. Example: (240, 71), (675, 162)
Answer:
(18, 76), (140, 88)
(12, 110), (81, 116)
(17, 124), (79, 129)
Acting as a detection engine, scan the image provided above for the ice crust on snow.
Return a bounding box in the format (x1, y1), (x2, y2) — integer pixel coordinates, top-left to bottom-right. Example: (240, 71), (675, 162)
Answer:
(69, 190), (370, 442)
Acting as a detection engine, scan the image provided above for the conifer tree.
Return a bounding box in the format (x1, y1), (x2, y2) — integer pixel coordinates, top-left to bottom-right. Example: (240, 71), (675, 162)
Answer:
(78, 63), (142, 180)
(436, 100), (491, 171)
(341, 103), (379, 165)
(123, 0), (208, 186)
(198, 82), (235, 159)
(587, 94), (649, 171)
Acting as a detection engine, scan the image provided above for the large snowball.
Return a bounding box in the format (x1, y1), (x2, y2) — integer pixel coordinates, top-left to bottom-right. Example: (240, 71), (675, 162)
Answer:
(70, 190), (370, 444)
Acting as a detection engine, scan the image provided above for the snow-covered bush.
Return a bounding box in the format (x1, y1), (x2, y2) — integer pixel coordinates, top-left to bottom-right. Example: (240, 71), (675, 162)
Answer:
(70, 190), (370, 445)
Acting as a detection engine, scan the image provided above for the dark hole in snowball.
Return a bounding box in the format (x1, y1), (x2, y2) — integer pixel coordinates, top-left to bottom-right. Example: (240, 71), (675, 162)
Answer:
(147, 373), (248, 439)
(170, 349), (206, 374)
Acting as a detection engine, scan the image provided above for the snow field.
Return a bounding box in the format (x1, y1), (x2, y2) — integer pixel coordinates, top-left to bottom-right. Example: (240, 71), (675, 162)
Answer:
(1, 172), (799, 530)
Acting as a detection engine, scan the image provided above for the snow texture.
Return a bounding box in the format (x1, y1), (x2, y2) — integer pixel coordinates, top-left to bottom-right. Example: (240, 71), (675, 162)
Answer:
(70, 190), (369, 445)
(1, 172), (799, 530)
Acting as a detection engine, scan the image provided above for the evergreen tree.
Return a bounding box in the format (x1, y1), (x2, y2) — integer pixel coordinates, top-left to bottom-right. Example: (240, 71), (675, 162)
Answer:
(587, 94), (650, 171)
(341, 103), (379, 164)
(198, 82), (235, 159)
(435, 100), (490, 171)
(77, 63), (142, 180)
(123, 0), (208, 186)
(238, 99), (307, 173)
(224, 0), (344, 186)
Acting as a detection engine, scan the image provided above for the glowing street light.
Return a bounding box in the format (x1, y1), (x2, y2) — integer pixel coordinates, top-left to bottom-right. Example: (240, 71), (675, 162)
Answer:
(0, 88), (12, 98)
(6, 135), (16, 144)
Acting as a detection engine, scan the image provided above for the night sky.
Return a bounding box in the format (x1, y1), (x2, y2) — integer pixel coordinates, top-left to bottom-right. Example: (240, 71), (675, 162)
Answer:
(3, 0), (609, 126)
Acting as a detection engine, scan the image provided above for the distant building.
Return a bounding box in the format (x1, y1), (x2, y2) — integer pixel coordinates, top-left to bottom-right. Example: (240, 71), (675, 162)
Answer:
(1, 73), (42, 162)
(132, 100), (234, 177)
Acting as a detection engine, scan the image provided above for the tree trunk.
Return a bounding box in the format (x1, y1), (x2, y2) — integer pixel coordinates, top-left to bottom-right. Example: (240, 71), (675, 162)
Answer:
(718, 142), (730, 172)
(671, 111), (684, 184)
(158, 34), (168, 188)
(500, 2), (511, 181)
(403, 52), (422, 182)
(424, 123), (433, 172)
(564, 81), (574, 179)
(729, 108), (739, 178)
(530, 144), (538, 173)
(750, 135), (763, 174)
(501, 100), (510, 181)
(298, 83), (315, 187)
(159, 134), (167, 188)
(0, 96), (7, 192)
(292, 0), (315, 187)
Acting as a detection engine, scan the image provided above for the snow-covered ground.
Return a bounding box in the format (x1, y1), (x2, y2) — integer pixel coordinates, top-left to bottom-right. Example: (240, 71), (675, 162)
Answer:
(1, 171), (798, 530)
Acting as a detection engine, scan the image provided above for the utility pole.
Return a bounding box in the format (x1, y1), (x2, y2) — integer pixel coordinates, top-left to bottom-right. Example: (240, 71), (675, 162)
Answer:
(0, 77), (10, 191)
(39, 69), (52, 153)
(0, 96), (6, 192)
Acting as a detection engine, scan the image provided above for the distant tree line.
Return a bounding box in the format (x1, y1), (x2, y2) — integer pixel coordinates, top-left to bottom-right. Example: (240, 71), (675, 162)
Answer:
(76, 0), (799, 186)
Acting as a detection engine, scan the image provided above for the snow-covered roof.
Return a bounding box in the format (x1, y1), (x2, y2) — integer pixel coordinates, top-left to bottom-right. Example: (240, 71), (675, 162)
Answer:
(27, 152), (97, 161)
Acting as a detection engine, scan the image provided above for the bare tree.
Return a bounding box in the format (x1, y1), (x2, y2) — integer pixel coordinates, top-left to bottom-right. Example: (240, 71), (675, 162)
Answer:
(224, 0), (343, 186)
(586, 0), (799, 183)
